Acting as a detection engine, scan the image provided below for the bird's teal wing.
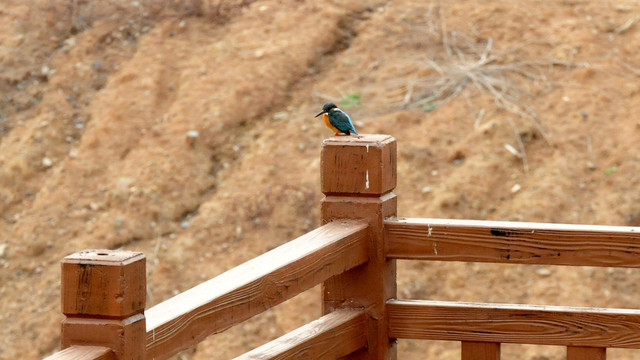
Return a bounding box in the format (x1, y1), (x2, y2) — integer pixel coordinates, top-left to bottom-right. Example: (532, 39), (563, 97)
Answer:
(330, 109), (358, 135)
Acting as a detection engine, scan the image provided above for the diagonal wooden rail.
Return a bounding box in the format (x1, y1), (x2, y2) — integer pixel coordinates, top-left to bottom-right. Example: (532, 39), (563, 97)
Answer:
(234, 310), (367, 360)
(145, 220), (369, 359)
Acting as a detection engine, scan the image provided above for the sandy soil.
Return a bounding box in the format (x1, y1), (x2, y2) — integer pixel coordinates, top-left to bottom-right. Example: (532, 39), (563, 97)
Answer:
(1, 0), (640, 359)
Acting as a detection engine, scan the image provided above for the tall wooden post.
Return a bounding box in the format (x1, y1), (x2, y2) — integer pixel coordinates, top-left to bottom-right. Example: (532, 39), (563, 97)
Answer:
(321, 134), (397, 359)
(567, 346), (606, 360)
(60, 250), (146, 360)
(462, 342), (500, 360)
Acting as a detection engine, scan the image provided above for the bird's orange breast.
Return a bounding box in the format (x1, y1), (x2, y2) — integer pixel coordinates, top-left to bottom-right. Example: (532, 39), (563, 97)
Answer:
(323, 113), (340, 133)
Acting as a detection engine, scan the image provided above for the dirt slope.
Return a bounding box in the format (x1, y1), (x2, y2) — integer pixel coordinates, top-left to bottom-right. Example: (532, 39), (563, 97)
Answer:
(1, 1), (640, 359)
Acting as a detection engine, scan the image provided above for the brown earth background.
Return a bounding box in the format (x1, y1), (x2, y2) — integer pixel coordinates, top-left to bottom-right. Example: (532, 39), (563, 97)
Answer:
(2, 0), (640, 359)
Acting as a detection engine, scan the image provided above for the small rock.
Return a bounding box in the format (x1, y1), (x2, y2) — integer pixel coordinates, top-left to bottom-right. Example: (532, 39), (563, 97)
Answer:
(510, 184), (521, 193)
(586, 161), (596, 170)
(42, 157), (53, 167)
(272, 111), (288, 120)
(536, 267), (552, 276)
(186, 130), (199, 147)
(181, 220), (189, 228)
(0, 243), (7, 257)
(421, 186), (432, 194)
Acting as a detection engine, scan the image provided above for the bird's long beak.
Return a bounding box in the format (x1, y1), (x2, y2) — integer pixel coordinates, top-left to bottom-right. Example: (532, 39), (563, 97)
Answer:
(314, 110), (325, 118)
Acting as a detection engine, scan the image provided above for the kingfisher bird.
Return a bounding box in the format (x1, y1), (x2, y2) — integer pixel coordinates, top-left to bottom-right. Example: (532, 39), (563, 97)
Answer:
(315, 102), (359, 136)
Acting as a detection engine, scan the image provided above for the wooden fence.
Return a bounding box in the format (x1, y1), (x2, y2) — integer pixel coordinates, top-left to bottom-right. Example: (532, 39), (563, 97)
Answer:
(44, 134), (640, 360)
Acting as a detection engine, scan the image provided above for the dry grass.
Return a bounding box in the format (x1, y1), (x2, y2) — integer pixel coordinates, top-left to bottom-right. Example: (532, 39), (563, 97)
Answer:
(382, 4), (589, 172)
(400, 19), (557, 144)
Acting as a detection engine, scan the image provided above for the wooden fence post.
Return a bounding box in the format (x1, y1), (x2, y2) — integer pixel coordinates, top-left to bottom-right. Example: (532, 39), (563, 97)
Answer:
(567, 346), (606, 360)
(60, 250), (146, 360)
(321, 134), (397, 360)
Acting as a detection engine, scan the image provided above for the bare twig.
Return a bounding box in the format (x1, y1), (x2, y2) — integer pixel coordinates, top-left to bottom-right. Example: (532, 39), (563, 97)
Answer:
(505, 117), (529, 174)
(388, 17), (563, 145)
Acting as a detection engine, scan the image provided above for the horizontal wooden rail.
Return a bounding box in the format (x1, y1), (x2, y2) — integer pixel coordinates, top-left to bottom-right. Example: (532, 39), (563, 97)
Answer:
(44, 346), (115, 360)
(234, 310), (367, 360)
(145, 220), (369, 360)
(387, 299), (640, 348)
(385, 218), (640, 267)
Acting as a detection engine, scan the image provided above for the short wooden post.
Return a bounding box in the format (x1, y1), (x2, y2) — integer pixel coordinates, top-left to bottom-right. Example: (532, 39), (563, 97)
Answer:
(321, 134), (397, 359)
(567, 346), (606, 360)
(461, 341), (500, 360)
(60, 250), (146, 360)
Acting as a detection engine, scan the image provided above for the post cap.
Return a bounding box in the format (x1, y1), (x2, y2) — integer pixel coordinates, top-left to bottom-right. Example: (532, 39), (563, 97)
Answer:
(61, 249), (146, 318)
(321, 134), (397, 195)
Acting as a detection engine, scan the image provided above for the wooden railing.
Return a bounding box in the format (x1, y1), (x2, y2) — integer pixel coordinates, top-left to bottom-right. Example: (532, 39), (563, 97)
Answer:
(44, 134), (640, 360)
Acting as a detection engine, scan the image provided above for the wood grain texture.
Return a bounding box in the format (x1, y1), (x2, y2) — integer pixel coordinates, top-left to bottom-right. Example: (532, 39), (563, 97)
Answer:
(145, 221), (369, 360)
(321, 134), (396, 195)
(234, 310), (367, 360)
(461, 342), (500, 360)
(61, 314), (145, 360)
(60, 251), (146, 360)
(43, 346), (115, 360)
(61, 250), (146, 317)
(385, 218), (640, 267)
(387, 299), (640, 348)
(567, 346), (606, 360)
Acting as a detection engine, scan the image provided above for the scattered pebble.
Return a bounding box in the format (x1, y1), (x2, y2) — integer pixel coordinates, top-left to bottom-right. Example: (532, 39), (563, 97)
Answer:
(586, 161), (596, 170)
(272, 111), (288, 120)
(536, 267), (552, 276)
(421, 186), (432, 194)
(0, 243), (7, 258)
(181, 220), (189, 228)
(510, 184), (521, 193)
(42, 157), (53, 168)
(186, 130), (199, 147)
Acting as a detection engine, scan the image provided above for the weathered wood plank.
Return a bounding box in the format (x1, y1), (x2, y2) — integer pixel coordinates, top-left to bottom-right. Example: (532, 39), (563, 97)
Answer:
(43, 346), (115, 360)
(387, 299), (640, 348)
(567, 346), (606, 360)
(145, 221), (369, 360)
(461, 342), (500, 360)
(385, 218), (640, 267)
(234, 310), (367, 360)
